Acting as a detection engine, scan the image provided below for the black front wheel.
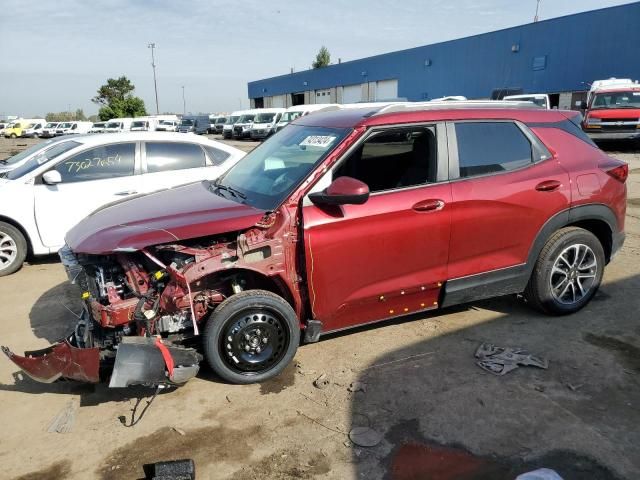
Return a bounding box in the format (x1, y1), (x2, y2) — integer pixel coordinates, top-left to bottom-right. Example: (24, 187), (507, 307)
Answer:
(203, 290), (300, 384)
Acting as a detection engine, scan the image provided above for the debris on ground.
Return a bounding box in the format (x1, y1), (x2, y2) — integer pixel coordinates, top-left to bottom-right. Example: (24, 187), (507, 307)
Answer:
(349, 426), (382, 447)
(172, 427), (186, 436)
(143, 459), (195, 480)
(516, 468), (564, 480)
(47, 399), (78, 434)
(313, 373), (331, 389)
(348, 381), (367, 393)
(475, 343), (548, 376)
(566, 383), (584, 391)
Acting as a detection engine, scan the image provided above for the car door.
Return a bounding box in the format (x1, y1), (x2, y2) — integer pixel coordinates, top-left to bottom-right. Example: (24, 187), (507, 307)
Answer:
(302, 124), (452, 332)
(446, 120), (571, 282)
(139, 141), (231, 193)
(33, 141), (141, 248)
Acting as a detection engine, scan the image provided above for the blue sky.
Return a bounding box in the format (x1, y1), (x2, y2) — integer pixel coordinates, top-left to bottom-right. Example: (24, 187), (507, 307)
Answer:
(0, 0), (635, 117)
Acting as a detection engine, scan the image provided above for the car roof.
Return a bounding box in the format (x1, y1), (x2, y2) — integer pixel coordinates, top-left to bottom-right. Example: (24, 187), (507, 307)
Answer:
(69, 132), (243, 153)
(293, 101), (574, 129)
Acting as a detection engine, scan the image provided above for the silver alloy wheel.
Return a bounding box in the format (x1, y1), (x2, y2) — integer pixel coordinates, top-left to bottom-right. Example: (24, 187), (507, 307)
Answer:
(0, 231), (18, 271)
(550, 243), (598, 305)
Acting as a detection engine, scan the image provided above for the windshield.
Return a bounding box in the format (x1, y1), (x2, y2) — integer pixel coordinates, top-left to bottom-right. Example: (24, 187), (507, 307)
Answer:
(59, 123), (72, 128)
(255, 113), (276, 123)
(238, 114), (255, 123)
(181, 119), (194, 126)
(228, 116), (240, 124)
(105, 122), (121, 129)
(280, 111), (303, 123)
(131, 121), (146, 128)
(44, 123), (58, 128)
(216, 117), (227, 124)
(214, 125), (349, 210)
(92, 123), (105, 128)
(2, 138), (60, 165)
(6, 141), (82, 180)
(160, 120), (174, 125)
(592, 91), (640, 109)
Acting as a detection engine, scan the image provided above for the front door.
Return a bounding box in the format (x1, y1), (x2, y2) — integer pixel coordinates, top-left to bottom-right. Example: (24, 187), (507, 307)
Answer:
(33, 142), (141, 248)
(302, 125), (452, 332)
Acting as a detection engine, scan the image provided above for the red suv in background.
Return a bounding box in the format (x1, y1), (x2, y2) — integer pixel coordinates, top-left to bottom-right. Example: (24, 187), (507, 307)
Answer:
(3, 102), (628, 389)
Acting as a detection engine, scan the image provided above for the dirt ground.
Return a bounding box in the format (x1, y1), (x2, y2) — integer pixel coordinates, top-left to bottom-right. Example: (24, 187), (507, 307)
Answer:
(0, 135), (639, 480)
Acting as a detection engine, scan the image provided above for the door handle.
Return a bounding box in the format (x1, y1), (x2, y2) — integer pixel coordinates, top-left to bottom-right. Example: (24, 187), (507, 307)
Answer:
(412, 199), (445, 212)
(114, 190), (138, 196)
(535, 180), (562, 192)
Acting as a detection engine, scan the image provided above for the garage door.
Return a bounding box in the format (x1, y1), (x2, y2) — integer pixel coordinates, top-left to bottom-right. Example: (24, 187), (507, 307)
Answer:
(271, 95), (285, 108)
(342, 84), (362, 104)
(376, 79), (398, 101)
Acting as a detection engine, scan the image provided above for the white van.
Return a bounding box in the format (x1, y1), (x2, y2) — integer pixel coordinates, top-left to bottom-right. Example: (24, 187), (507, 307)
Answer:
(232, 109), (262, 139)
(103, 118), (133, 133)
(55, 121), (93, 135)
(503, 94), (550, 109)
(89, 122), (107, 133)
(222, 110), (247, 139)
(40, 122), (61, 138)
(248, 108), (286, 140)
(130, 118), (158, 132)
(21, 120), (48, 138)
(274, 104), (338, 133)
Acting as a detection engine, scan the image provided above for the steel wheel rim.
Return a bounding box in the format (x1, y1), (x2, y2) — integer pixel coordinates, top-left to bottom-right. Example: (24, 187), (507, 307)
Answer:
(220, 308), (289, 375)
(550, 243), (598, 305)
(0, 232), (17, 271)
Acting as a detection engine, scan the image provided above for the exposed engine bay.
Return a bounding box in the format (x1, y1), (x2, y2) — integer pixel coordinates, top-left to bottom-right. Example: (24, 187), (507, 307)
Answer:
(3, 219), (296, 389)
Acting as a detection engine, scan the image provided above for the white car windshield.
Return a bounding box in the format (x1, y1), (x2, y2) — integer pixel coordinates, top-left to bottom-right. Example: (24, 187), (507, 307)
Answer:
(6, 141), (82, 180)
(280, 111), (303, 122)
(254, 113), (276, 123)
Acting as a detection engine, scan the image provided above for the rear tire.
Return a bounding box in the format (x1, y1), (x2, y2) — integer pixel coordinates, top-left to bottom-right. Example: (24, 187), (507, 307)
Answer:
(0, 222), (27, 277)
(203, 289), (300, 384)
(524, 227), (604, 315)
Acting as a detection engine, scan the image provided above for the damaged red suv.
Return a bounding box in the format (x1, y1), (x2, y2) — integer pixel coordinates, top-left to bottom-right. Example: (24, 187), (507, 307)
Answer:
(3, 102), (627, 388)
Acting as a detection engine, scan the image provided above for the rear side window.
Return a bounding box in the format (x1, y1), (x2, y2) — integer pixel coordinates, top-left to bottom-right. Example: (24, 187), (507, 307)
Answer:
(55, 143), (135, 183)
(204, 146), (231, 166)
(146, 142), (206, 173)
(455, 122), (532, 178)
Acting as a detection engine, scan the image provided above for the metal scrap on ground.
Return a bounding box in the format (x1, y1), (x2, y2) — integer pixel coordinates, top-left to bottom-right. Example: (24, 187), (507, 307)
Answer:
(47, 399), (78, 434)
(475, 343), (549, 376)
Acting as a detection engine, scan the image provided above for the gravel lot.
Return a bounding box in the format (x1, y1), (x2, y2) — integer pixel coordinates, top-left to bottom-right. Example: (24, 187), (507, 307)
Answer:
(1, 135), (639, 479)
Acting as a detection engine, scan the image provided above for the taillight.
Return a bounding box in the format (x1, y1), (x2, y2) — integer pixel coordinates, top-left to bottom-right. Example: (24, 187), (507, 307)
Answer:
(604, 164), (629, 183)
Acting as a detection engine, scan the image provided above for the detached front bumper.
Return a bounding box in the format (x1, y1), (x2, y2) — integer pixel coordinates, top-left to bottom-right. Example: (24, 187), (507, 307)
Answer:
(2, 340), (100, 383)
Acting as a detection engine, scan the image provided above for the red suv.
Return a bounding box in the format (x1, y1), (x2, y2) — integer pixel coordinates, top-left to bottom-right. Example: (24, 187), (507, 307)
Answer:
(3, 103), (628, 388)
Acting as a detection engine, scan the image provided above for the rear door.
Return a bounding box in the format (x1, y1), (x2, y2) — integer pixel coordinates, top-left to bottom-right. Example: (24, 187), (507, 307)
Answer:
(302, 124), (452, 332)
(33, 141), (141, 248)
(446, 120), (570, 281)
(139, 141), (232, 193)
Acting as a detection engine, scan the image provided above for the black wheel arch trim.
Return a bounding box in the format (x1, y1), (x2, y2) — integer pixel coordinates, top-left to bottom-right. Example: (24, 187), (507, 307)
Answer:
(441, 203), (620, 308)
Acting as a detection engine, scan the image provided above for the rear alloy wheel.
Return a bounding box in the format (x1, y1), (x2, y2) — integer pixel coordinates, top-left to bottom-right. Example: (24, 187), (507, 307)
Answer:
(204, 290), (300, 384)
(0, 222), (27, 277)
(525, 227), (605, 315)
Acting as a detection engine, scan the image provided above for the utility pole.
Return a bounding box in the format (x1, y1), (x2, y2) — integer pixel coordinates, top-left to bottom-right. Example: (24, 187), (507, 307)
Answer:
(148, 43), (160, 114)
(182, 86), (186, 115)
(534, 0), (541, 22)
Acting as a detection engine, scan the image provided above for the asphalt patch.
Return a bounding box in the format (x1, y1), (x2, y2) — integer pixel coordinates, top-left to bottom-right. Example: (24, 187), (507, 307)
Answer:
(12, 460), (72, 480)
(381, 419), (623, 479)
(97, 424), (262, 480)
(584, 332), (640, 372)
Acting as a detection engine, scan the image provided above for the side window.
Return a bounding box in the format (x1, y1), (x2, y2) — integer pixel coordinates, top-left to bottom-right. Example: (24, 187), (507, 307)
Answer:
(334, 127), (437, 192)
(146, 142), (206, 173)
(455, 122), (532, 178)
(204, 146), (231, 166)
(54, 143), (135, 183)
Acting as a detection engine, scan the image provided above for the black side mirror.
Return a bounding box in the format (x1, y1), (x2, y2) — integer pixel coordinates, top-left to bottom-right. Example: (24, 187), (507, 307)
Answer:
(309, 176), (370, 206)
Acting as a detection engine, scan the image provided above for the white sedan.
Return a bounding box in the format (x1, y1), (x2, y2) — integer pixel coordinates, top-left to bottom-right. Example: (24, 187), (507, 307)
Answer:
(0, 132), (245, 275)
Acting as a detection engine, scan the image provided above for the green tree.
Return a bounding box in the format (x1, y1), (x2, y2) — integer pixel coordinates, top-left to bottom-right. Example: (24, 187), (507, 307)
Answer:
(312, 46), (331, 69)
(92, 76), (147, 120)
(75, 109), (87, 121)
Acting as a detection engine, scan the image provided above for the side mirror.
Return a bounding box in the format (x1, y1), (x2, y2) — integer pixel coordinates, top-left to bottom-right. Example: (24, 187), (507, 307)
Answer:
(42, 170), (62, 185)
(579, 101), (587, 110)
(309, 176), (370, 206)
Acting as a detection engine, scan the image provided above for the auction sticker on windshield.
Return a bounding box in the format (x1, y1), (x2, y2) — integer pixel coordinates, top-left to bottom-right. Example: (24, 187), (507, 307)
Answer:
(300, 135), (337, 148)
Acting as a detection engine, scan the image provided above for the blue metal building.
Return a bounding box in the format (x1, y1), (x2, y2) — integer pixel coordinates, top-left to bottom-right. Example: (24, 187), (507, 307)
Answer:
(247, 2), (640, 109)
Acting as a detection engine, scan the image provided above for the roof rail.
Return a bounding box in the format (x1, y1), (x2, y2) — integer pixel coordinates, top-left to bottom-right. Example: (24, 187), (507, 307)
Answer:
(371, 100), (543, 116)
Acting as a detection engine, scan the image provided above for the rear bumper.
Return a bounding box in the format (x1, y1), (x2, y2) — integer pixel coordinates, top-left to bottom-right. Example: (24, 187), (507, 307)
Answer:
(586, 131), (640, 141)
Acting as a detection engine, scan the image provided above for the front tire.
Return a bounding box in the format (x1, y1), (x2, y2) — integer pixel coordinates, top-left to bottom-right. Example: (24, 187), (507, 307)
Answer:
(525, 227), (605, 315)
(0, 222), (27, 277)
(203, 289), (300, 384)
